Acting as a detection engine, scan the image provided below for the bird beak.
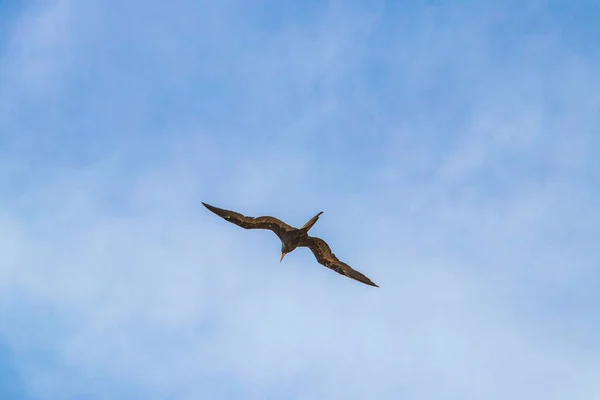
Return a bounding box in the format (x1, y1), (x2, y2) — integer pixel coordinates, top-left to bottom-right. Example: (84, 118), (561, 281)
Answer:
(280, 253), (286, 262)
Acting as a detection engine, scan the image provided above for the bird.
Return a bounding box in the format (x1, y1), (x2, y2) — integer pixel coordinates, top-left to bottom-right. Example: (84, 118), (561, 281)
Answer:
(202, 202), (378, 287)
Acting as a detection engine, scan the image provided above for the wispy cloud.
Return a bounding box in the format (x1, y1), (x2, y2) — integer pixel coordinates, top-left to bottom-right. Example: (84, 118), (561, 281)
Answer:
(1, 0), (599, 399)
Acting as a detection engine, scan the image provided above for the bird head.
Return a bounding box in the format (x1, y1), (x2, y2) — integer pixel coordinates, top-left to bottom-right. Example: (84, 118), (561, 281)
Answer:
(280, 244), (291, 262)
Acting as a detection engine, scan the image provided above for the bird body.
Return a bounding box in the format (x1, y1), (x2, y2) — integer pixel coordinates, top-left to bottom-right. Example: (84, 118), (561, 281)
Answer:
(202, 202), (378, 287)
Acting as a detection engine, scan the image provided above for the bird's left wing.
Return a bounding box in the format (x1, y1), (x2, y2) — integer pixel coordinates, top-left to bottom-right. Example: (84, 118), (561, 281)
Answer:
(299, 236), (378, 287)
(202, 202), (295, 239)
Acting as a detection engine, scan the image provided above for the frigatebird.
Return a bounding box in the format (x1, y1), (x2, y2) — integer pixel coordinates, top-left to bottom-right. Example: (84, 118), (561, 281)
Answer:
(202, 202), (378, 287)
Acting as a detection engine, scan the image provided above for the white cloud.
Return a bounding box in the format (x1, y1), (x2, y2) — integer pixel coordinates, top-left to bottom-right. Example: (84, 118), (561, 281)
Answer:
(1, 1), (599, 399)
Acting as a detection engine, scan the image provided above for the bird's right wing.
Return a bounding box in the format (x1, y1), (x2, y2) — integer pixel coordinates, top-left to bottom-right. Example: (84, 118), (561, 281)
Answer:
(300, 236), (378, 287)
(202, 202), (295, 239)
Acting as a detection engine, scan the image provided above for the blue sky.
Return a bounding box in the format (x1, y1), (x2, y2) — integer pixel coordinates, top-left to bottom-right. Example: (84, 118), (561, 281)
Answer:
(1, 0), (599, 399)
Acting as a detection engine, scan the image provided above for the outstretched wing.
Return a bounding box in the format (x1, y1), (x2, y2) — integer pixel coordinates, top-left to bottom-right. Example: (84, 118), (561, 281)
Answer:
(299, 236), (378, 287)
(202, 202), (295, 239)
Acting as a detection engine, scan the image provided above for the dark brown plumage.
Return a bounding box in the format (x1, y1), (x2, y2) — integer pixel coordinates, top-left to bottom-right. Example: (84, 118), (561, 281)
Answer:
(202, 202), (378, 287)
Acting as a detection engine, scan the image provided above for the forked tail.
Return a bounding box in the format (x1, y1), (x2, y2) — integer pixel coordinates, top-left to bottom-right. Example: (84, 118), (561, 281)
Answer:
(301, 211), (323, 233)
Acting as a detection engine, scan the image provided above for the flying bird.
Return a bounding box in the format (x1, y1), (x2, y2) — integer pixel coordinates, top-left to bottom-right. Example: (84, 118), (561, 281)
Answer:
(202, 202), (378, 287)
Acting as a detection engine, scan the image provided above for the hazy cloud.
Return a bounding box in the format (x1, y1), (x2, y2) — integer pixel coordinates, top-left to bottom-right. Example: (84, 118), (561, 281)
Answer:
(1, 1), (599, 399)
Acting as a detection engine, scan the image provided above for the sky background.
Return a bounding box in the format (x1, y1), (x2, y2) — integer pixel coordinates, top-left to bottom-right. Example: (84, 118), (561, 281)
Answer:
(1, 0), (600, 399)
